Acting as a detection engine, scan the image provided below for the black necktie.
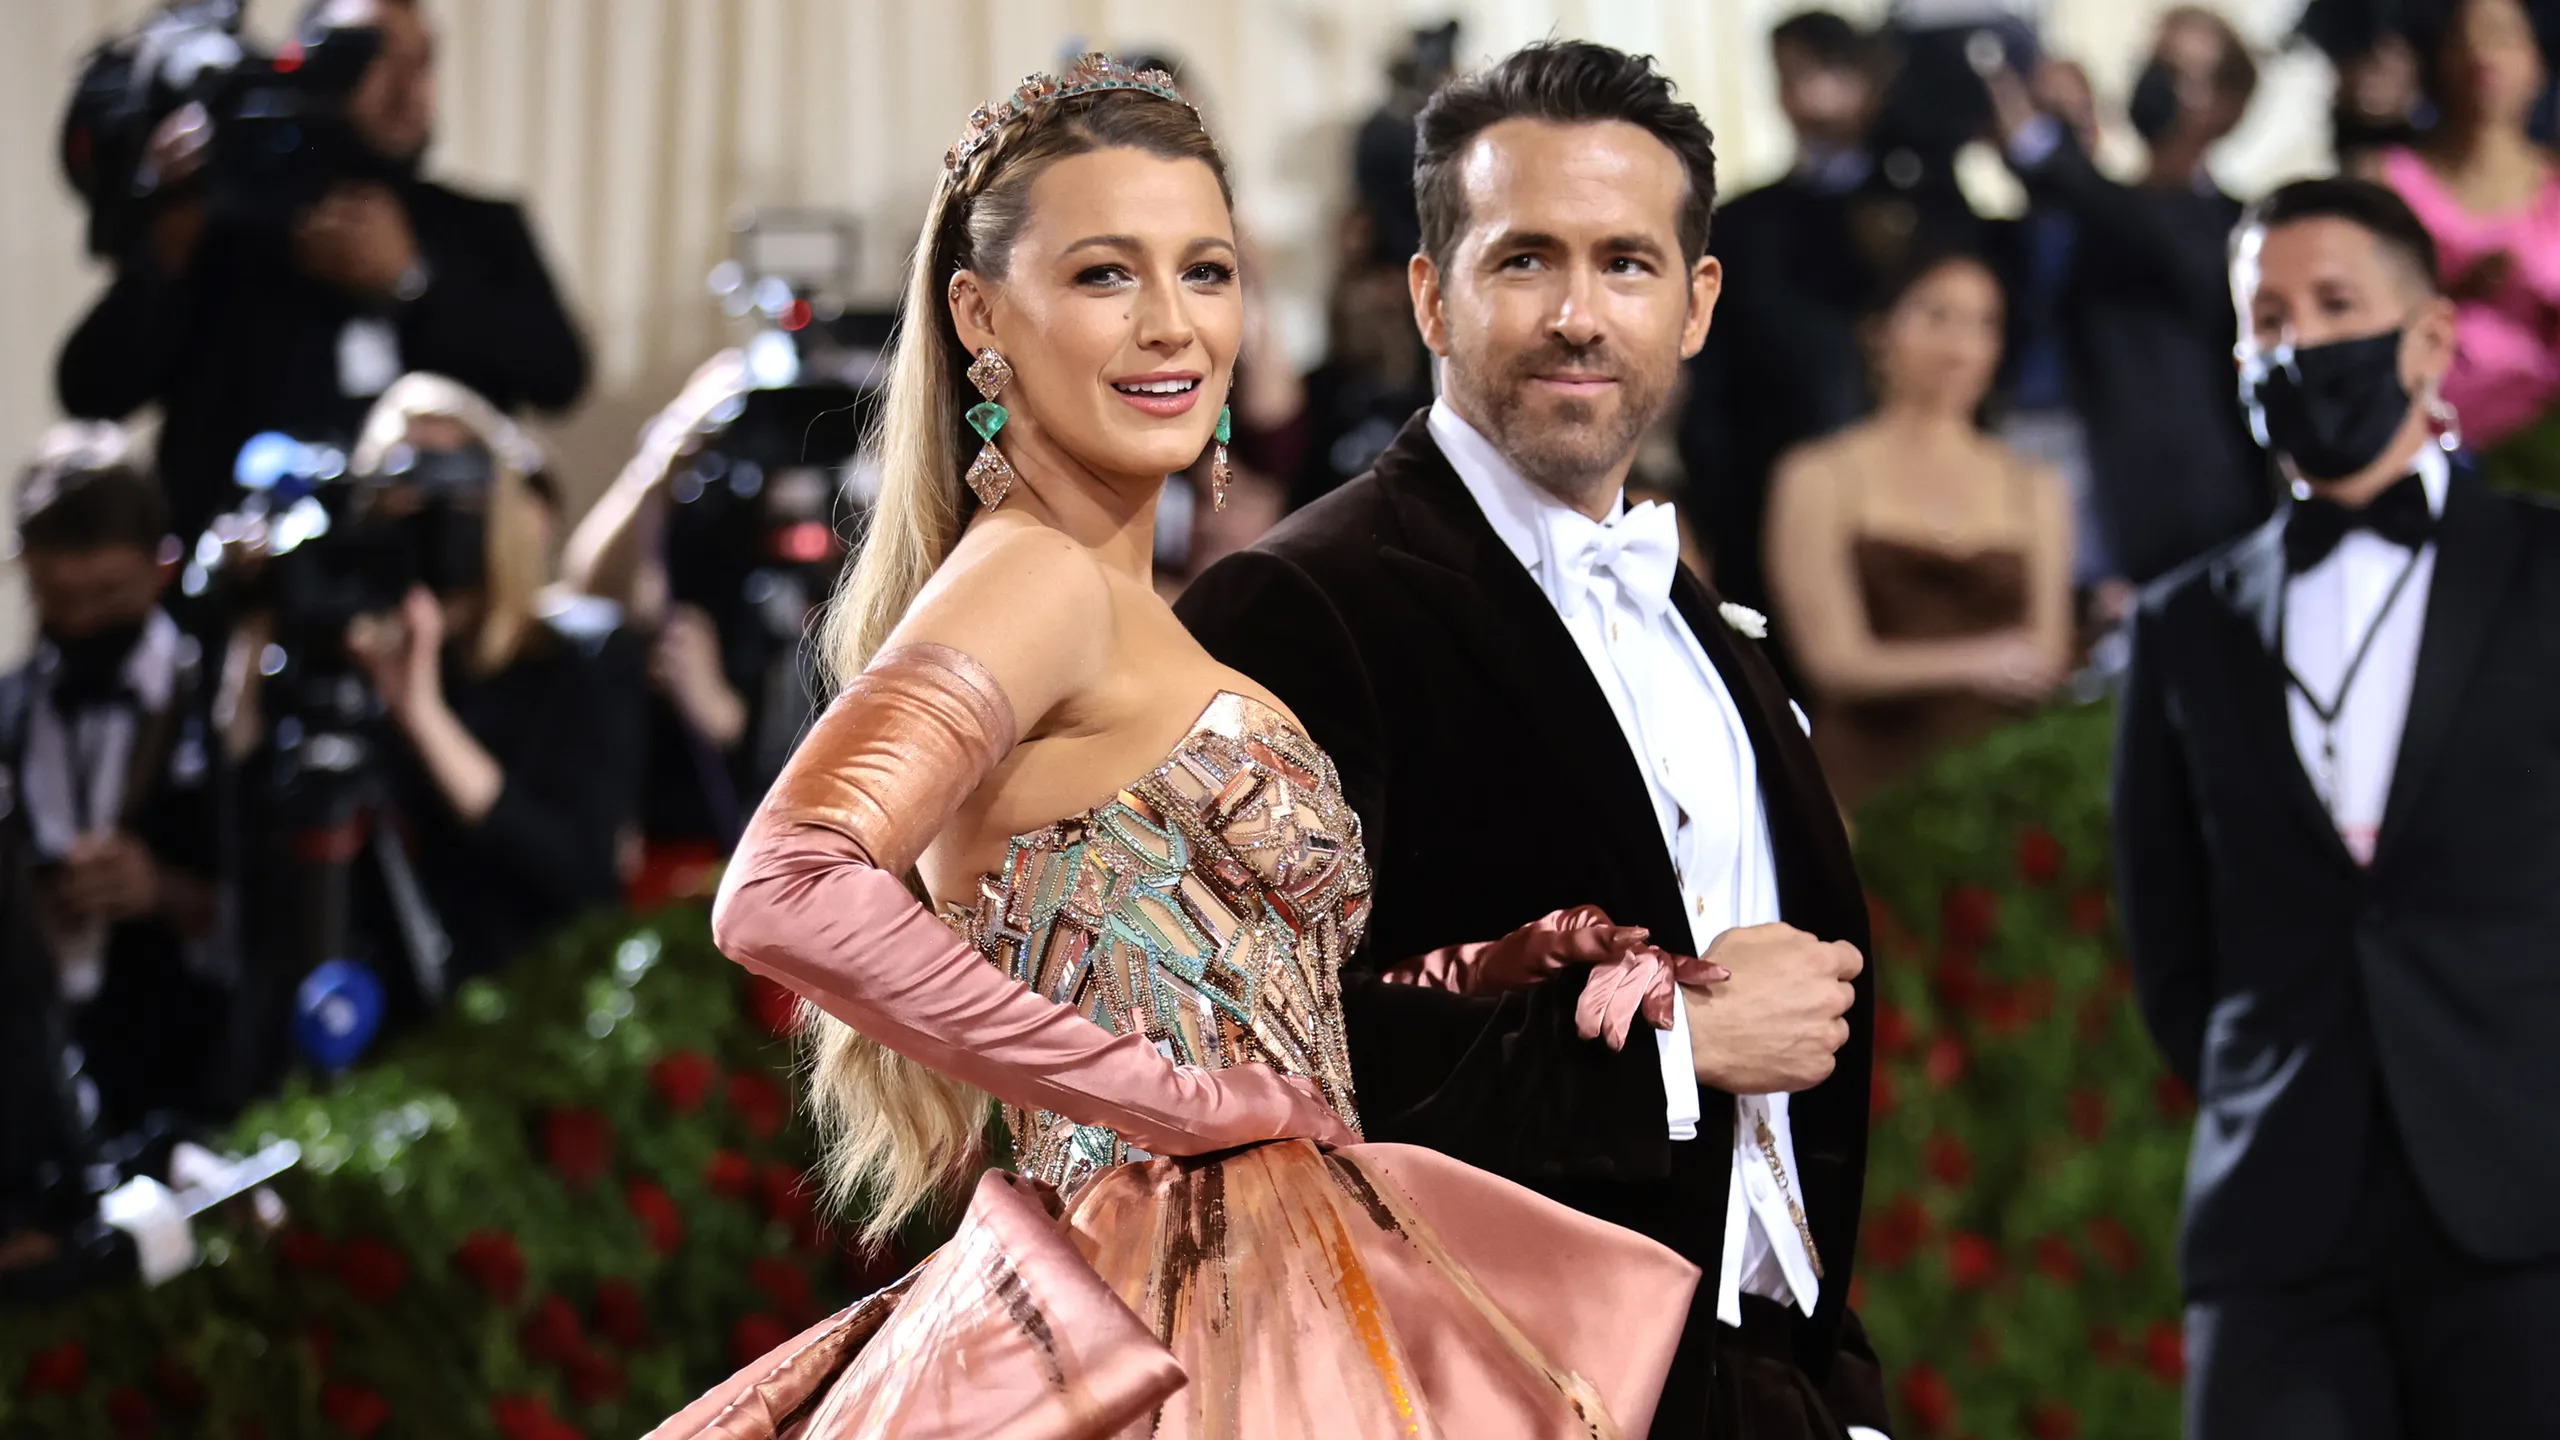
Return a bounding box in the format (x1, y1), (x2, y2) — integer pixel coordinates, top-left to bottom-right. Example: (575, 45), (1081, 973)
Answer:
(2282, 472), (2438, 574)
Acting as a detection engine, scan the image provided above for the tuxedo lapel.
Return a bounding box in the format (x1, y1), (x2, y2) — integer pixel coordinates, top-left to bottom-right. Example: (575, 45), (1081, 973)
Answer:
(1367, 421), (1686, 917)
(2375, 470), (2523, 869)
(1668, 573), (1863, 936)
(2210, 517), (2361, 873)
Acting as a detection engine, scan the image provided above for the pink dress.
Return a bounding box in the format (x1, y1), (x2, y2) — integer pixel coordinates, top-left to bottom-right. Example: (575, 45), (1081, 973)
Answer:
(2380, 146), (2560, 450)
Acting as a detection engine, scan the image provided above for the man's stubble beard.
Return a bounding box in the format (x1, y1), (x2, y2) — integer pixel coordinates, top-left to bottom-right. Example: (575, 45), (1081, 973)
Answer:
(1449, 341), (1674, 509)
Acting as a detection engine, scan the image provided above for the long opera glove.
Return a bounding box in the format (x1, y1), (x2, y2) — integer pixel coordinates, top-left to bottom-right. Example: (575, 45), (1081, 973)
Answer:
(710, 642), (1355, 1156)
(1574, 947), (1727, 1050)
(1380, 904), (1727, 1003)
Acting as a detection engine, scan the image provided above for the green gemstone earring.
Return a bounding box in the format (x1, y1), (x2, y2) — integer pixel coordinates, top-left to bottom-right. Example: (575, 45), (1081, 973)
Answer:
(964, 348), (1016, 508)
(1210, 404), (1232, 512)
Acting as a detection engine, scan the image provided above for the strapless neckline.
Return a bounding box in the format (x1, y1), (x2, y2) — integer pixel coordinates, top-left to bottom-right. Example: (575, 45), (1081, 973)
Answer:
(966, 688), (1305, 892)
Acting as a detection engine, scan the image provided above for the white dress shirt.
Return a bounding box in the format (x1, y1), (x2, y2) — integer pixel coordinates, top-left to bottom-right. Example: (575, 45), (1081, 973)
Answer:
(1432, 401), (1829, 1332)
(2281, 444), (2448, 866)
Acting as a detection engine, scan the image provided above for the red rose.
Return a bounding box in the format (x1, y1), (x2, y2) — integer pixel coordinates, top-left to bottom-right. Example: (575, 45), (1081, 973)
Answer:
(750, 1255), (817, 1321)
(705, 1148), (756, 1200)
(2157, 1073), (2197, 1120)
(2142, 1320), (2186, 1384)
(108, 1386), (156, 1439)
(843, 1241), (911, 1296)
(21, 1340), (86, 1397)
(593, 1277), (652, 1351)
(649, 1050), (716, 1114)
(2091, 1322), (2125, 1363)
(1923, 1035), (1967, 1088)
(1874, 1003), (1913, 1058)
(728, 1071), (789, 1140)
(454, 1229), (527, 1305)
(1870, 1068), (1897, 1120)
(1925, 1133), (1973, 1189)
(319, 1383), (391, 1439)
(745, 974), (803, 1037)
(333, 1236), (408, 1307)
(2067, 1089), (2109, 1142)
(1946, 1231), (2000, 1290)
(731, 1311), (795, 1368)
(492, 1394), (558, 1440)
(2033, 1233), (2079, 1283)
(762, 1160), (816, 1234)
(1865, 1194), (1931, 1268)
(276, 1227), (336, 1271)
(2089, 1216), (2141, 1274)
(2067, 887), (2111, 935)
(1934, 950), (1982, 1012)
(2016, 825), (2063, 886)
(1941, 884), (2000, 953)
(2026, 1399), (2081, 1440)
(625, 1178), (684, 1255)
(544, 1107), (614, 1188)
(565, 1346), (625, 1406)
(520, 1292), (586, 1365)
(1897, 1363), (1955, 1434)
(152, 1352), (208, 1413)
(1979, 984), (2032, 1037)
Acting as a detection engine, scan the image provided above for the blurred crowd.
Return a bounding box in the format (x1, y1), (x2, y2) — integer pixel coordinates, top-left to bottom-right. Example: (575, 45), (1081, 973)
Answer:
(12, 0), (2560, 1312)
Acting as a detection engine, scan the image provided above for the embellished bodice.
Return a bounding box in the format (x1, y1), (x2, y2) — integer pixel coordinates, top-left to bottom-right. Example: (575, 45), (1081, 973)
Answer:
(943, 693), (1372, 1191)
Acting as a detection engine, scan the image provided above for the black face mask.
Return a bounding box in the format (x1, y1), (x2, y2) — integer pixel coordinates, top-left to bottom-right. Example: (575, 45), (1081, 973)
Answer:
(44, 621), (144, 707)
(2129, 59), (2184, 144)
(2240, 329), (2416, 482)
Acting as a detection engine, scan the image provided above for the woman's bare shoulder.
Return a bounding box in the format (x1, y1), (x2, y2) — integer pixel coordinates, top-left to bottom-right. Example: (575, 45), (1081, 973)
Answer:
(885, 518), (1115, 725)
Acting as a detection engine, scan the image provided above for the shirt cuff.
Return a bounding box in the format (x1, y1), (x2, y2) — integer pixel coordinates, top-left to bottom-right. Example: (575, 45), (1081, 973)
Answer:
(1848, 1429), (1893, 1440)
(1659, 987), (1701, 1140)
(2007, 113), (2063, 171)
(100, 1176), (196, 1287)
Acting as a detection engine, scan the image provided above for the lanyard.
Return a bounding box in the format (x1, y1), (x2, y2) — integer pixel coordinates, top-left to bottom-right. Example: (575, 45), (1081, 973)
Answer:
(2276, 545), (2425, 805)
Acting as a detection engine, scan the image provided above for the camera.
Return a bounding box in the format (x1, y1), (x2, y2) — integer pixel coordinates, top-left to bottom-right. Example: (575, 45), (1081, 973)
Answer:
(60, 0), (383, 259)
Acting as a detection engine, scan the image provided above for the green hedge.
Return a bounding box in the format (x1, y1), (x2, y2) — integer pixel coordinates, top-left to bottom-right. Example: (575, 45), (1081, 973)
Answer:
(1853, 702), (2189, 1440)
(0, 907), (903, 1440)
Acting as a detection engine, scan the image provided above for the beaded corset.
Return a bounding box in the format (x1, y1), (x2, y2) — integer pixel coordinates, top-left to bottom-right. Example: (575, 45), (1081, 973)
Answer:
(944, 692), (1371, 1192)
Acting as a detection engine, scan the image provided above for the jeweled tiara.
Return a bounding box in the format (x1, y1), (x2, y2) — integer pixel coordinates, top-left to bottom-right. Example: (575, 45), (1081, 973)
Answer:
(943, 53), (1199, 176)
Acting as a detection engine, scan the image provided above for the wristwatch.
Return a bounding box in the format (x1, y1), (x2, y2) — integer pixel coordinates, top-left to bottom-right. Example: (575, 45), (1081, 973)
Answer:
(392, 258), (433, 304)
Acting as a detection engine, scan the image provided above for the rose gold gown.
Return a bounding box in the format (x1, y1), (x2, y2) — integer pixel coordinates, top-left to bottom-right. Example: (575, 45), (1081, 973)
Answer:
(654, 693), (1699, 1439)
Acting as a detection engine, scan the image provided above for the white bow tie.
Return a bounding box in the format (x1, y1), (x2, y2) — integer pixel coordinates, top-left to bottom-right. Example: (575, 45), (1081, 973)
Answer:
(1549, 501), (1681, 621)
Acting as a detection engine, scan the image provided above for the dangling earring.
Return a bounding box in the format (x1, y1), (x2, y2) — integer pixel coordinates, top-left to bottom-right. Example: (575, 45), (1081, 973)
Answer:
(964, 347), (1016, 508)
(1209, 405), (1232, 512)
(2428, 390), (2464, 455)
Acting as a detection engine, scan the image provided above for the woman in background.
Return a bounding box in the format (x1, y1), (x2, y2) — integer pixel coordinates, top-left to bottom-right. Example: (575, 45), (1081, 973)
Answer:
(2376, 0), (2560, 456)
(656, 58), (1698, 1440)
(1764, 252), (2073, 813)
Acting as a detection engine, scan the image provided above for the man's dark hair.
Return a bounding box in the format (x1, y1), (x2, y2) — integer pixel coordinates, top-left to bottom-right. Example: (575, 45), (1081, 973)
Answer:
(2235, 177), (2442, 292)
(1413, 40), (1719, 269)
(17, 443), (167, 555)
(1770, 10), (1868, 71)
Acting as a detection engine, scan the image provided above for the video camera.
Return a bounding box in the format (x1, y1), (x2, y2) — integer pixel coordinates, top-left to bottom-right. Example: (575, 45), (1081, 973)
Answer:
(60, 0), (384, 260)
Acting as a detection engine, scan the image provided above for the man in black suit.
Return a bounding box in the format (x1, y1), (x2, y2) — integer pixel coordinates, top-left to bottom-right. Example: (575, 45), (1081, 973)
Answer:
(2116, 177), (2560, 1438)
(57, 0), (588, 542)
(1181, 42), (1883, 1440)
(1987, 10), (2270, 586)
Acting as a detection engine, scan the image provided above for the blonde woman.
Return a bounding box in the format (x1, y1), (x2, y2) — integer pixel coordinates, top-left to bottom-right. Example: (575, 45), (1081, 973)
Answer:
(658, 58), (1701, 1440)
(335, 373), (645, 982)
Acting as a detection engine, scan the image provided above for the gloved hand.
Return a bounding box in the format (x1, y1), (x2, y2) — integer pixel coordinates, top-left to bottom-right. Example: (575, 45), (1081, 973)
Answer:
(1576, 946), (1728, 1050)
(1380, 905), (1727, 999)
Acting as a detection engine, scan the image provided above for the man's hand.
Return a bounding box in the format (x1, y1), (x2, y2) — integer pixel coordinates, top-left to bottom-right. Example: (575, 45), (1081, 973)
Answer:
(55, 830), (167, 923)
(1684, 923), (1861, 1094)
(293, 181), (420, 297)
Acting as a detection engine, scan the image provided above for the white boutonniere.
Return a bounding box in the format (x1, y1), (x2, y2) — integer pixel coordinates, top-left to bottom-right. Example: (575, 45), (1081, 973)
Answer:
(1719, 601), (1769, 640)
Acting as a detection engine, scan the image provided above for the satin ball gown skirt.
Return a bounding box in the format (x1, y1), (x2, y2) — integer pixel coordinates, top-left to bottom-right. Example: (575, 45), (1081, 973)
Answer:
(652, 1139), (1700, 1440)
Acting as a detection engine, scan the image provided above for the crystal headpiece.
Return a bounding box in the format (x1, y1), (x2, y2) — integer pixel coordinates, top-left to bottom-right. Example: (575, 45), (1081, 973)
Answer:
(943, 53), (1199, 177)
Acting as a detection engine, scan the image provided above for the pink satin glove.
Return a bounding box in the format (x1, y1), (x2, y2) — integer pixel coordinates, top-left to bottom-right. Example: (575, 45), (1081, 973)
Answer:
(1575, 947), (1729, 1050)
(711, 643), (1355, 1158)
(1381, 904), (1659, 996)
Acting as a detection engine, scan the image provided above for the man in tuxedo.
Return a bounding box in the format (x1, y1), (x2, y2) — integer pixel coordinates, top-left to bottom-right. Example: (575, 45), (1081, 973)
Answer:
(2116, 177), (2560, 1437)
(1180, 41), (1883, 1440)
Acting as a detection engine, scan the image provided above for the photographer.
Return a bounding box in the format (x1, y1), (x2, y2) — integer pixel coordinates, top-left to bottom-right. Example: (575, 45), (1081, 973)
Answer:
(1, 426), (229, 1140)
(333, 376), (641, 992)
(56, 0), (587, 544)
